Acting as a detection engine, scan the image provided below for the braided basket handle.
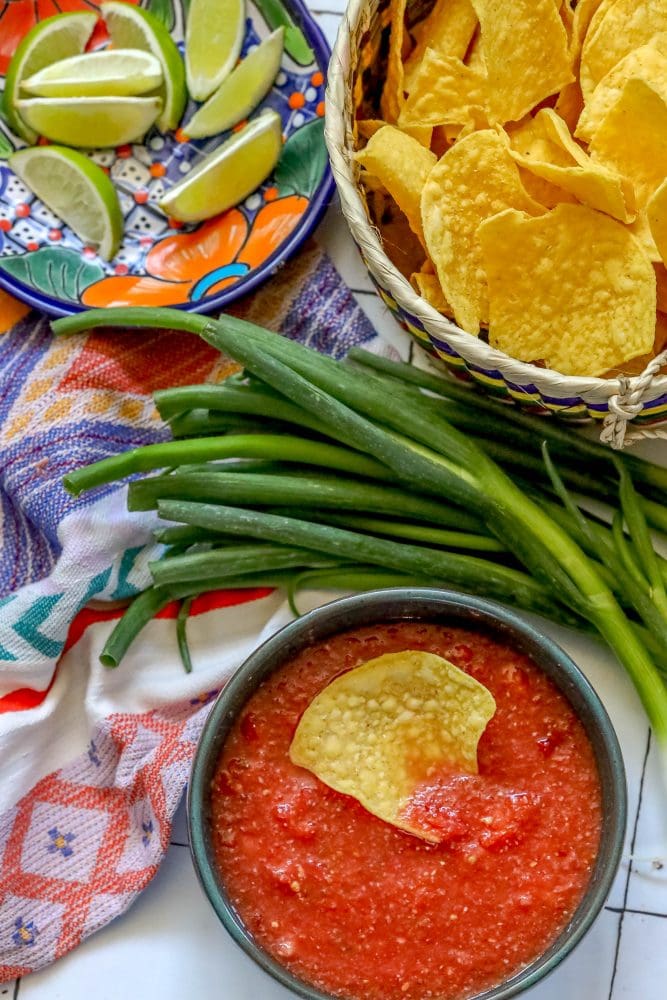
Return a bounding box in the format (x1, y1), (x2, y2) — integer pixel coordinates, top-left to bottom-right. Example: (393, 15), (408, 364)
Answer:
(601, 349), (667, 448)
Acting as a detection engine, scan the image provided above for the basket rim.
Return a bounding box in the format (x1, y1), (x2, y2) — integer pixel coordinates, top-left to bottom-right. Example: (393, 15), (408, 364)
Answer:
(323, 0), (667, 405)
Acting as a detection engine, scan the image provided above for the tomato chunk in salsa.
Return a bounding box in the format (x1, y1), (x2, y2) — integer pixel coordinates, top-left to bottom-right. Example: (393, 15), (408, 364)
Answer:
(211, 622), (602, 1000)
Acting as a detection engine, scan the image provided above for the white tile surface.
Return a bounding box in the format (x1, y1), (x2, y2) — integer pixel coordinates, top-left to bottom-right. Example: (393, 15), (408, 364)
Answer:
(312, 10), (344, 46)
(625, 735), (667, 914)
(609, 911), (667, 999)
(10, 4), (667, 1000)
(523, 909), (620, 1000)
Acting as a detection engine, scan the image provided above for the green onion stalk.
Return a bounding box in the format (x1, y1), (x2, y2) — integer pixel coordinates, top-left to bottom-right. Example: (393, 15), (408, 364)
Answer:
(153, 501), (584, 630)
(54, 308), (667, 763)
(63, 433), (390, 495)
(347, 348), (667, 499)
(126, 470), (480, 524)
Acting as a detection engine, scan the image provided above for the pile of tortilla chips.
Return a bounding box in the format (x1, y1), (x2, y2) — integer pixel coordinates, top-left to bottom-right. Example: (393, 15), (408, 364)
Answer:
(354, 0), (667, 377)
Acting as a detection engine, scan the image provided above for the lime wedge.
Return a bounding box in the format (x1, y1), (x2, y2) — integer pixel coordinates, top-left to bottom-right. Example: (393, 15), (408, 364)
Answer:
(101, 0), (186, 130)
(185, 0), (246, 101)
(16, 96), (161, 147)
(3, 11), (98, 143)
(184, 28), (284, 139)
(159, 109), (282, 222)
(9, 145), (122, 260)
(22, 49), (163, 98)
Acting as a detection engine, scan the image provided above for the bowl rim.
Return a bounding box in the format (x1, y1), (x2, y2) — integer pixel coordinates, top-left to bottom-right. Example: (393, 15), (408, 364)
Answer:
(0, 0), (335, 319)
(323, 0), (667, 403)
(187, 586), (627, 1000)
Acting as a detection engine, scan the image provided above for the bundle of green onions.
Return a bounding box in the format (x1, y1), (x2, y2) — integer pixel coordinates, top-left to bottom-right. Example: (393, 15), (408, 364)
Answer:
(54, 306), (667, 759)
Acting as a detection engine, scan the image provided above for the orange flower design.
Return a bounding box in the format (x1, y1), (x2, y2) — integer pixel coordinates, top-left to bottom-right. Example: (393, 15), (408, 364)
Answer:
(0, 0), (138, 76)
(81, 194), (310, 308)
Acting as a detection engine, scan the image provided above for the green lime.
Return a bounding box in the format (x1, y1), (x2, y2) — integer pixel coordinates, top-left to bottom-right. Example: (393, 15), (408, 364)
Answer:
(185, 28), (284, 139)
(10, 145), (123, 260)
(185, 0), (246, 101)
(3, 12), (98, 143)
(101, 0), (186, 131)
(16, 96), (162, 147)
(22, 49), (163, 98)
(159, 109), (283, 222)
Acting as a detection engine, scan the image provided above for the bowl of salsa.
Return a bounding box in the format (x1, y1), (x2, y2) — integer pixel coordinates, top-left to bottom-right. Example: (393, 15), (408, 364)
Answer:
(188, 588), (626, 1000)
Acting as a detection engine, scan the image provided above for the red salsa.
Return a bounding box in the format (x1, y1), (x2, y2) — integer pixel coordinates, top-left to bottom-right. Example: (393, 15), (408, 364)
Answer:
(211, 622), (602, 1000)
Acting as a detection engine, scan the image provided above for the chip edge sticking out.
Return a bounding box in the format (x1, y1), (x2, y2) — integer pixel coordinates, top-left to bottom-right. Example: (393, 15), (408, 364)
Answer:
(289, 649), (497, 843)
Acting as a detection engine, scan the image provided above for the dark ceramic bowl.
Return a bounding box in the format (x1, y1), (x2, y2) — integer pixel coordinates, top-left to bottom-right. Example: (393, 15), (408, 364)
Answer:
(188, 588), (627, 1000)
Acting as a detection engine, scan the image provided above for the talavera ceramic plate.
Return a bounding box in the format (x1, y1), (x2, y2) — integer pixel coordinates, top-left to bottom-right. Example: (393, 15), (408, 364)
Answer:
(0, 0), (334, 316)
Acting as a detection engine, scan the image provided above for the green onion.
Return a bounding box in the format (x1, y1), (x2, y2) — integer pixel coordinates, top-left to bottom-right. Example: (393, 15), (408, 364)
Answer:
(155, 500), (586, 629)
(100, 586), (175, 668)
(168, 411), (292, 438)
(155, 382), (325, 429)
(101, 570), (299, 667)
(266, 509), (506, 552)
(154, 525), (220, 546)
(63, 433), (390, 495)
(150, 543), (343, 586)
(177, 597), (194, 674)
(128, 470), (477, 524)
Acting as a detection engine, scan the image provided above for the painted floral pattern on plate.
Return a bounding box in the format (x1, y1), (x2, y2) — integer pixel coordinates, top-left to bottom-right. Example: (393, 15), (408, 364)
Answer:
(0, 0), (330, 313)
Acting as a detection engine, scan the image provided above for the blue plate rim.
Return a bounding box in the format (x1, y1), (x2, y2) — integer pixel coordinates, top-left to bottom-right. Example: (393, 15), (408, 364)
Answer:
(0, 0), (335, 319)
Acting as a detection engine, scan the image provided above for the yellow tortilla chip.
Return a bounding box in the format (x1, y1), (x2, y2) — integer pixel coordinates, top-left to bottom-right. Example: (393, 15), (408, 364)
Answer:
(356, 119), (385, 140)
(479, 204), (656, 376)
(403, 123), (434, 147)
(289, 650), (496, 843)
(404, 0), (478, 90)
(655, 262), (667, 312)
(558, 0), (575, 51)
(554, 80), (584, 132)
(380, 0), (408, 123)
(470, 0), (574, 122)
(507, 112), (580, 208)
(648, 177), (667, 266)
(570, 0), (606, 57)
(629, 213), (662, 263)
(531, 107), (592, 164)
(421, 130), (544, 333)
(515, 168), (575, 209)
(358, 171), (386, 195)
(604, 312), (667, 377)
(465, 29), (485, 71)
(590, 79), (667, 211)
(507, 111), (574, 166)
(400, 50), (489, 127)
(410, 271), (453, 314)
(576, 35), (667, 142)
(508, 109), (635, 222)
(580, 0), (616, 41)
(356, 125), (436, 242)
(579, 0), (667, 100)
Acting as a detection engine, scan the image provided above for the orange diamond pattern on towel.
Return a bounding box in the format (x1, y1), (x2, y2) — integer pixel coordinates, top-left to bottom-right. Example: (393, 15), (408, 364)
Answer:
(20, 801), (109, 882)
(0, 699), (211, 980)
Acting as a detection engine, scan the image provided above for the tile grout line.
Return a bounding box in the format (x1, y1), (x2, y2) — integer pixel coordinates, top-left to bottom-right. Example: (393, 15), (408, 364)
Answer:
(605, 905), (667, 921)
(607, 726), (652, 1000)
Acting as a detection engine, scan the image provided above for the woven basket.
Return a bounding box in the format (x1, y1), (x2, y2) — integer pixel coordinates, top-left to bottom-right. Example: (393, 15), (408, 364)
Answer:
(324, 0), (667, 448)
